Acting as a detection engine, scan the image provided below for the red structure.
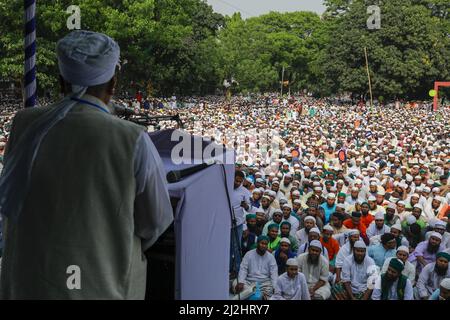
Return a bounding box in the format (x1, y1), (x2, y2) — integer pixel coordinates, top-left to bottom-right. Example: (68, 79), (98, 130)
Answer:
(433, 81), (450, 111)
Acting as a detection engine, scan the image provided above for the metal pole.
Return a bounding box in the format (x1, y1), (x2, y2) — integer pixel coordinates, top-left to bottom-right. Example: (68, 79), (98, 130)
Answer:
(24, 0), (37, 108)
(364, 47), (373, 109)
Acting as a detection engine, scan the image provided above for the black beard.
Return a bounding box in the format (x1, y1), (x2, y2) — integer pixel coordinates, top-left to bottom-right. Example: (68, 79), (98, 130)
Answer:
(256, 248), (266, 256)
(383, 275), (396, 287)
(307, 254), (319, 265)
(247, 225), (256, 233)
(427, 243), (440, 254)
(349, 240), (356, 250)
(435, 265), (448, 276)
(354, 255), (365, 264)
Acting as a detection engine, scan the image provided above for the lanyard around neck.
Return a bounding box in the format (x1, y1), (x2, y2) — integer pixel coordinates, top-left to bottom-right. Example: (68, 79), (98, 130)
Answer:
(71, 97), (110, 114)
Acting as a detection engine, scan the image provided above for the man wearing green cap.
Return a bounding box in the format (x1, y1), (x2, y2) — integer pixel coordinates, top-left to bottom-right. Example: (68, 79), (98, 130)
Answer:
(415, 251), (450, 300)
(235, 236), (278, 300)
(372, 258), (414, 300)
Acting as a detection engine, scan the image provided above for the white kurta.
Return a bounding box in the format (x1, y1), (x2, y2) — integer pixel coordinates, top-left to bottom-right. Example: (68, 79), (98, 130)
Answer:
(341, 254), (375, 294)
(238, 249), (278, 287)
(366, 222), (391, 239)
(270, 272), (311, 300)
(371, 276), (414, 300)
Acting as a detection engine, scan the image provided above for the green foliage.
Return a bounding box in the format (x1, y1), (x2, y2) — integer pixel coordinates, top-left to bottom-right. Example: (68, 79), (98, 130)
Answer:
(320, 0), (450, 99)
(0, 0), (448, 99)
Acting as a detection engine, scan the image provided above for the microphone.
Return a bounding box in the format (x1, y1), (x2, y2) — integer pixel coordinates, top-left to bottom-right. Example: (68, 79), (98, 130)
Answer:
(166, 159), (215, 183)
(109, 100), (136, 116)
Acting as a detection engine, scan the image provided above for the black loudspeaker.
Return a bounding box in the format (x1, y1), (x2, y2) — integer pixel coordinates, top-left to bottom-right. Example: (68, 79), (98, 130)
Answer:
(144, 197), (179, 300)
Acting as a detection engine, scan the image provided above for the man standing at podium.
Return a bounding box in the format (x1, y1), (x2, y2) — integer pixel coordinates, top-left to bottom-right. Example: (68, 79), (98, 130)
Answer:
(0, 31), (173, 299)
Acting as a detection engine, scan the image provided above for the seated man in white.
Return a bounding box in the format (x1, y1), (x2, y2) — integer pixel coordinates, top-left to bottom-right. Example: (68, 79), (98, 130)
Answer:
(271, 258), (310, 300)
(233, 235), (278, 300)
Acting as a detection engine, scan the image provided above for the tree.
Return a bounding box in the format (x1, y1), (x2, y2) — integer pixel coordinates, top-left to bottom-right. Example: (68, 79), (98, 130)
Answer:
(320, 0), (450, 99)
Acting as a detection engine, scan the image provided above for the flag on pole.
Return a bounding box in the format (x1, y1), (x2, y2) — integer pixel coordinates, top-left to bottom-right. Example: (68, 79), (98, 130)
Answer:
(24, 0), (37, 108)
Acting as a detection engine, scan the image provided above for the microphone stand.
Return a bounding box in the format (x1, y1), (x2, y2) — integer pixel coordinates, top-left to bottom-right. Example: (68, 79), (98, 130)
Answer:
(121, 113), (184, 129)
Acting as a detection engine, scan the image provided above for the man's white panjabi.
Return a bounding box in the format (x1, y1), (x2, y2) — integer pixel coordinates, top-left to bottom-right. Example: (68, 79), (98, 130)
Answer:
(0, 30), (120, 220)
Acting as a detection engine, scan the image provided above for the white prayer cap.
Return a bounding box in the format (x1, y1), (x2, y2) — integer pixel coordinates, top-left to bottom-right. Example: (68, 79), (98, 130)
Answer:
(411, 193), (420, 198)
(309, 227), (320, 234)
(268, 190), (277, 197)
(57, 30), (120, 87)
(314, 187), (322, 191)
(272, 180), (280, 185)
(273, 209), (283, 216)
(354, 240), (366, 249)
(312, 181), (321, 187)
(415, 187), (423, 192)
(309, 240), (322, 250)
(434, 196), (444, 203)
(378, 189), (386, 196)
(286, 258), (298, 267)
(406, 175), (413, 182)
(413, 204), (422, 210)
(323, 224), (334, 232)
(292, 190), (300, 196)
(397, 200), (405, 206)
(337, 179), (344, 184)
(269, 172), (276, 177)
(387, 203), (397, 210)
(252, 189), (262, 194)
(429, 232), (443, 240)
(368, 196), (376, 202)
(336, 203), (346, 209)
(280, 237), (291, 245)
(375, 212), (385, 220)
(284, 173), (292, 178)
(427, 179), (434, 185)
(355, 179), (362, 184)
(440, 278), (450, 290)
(391, 224), (402, 231)
(304, 166), (311, 171)
(262, 195), (271, 201)
(348, 229), (360, 236)
(304, 216), (316, 223)
(434, 220), (447, 230)
(327, 193), (336, 199)
(423, 187), (431, 193)
(397, 246), (409, 254)
(256, 178), (264, 183)
(432, 187), (440, 193)
(293, 199), (302, 204)
(406, 215), (417, 225)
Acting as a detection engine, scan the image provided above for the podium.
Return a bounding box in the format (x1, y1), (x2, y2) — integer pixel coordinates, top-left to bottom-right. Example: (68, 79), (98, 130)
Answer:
(145, 129), (234, 300)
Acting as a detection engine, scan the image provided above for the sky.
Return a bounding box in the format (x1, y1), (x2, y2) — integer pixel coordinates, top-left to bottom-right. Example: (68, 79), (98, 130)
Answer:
(206, 0), (327, 19)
